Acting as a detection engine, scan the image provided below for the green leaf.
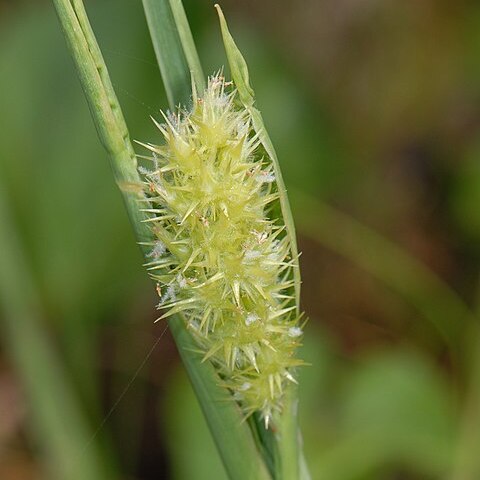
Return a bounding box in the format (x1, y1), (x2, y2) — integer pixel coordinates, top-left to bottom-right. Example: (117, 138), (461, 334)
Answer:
(169, 0), (206, 94)
(213, 5), (254, 106)
(450, 325), (480, 480)
(314, 350), (454, 480)
(142, 0), (205, 109)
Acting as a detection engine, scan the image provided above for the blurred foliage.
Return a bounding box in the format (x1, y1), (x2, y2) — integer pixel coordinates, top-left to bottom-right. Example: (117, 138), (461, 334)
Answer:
(1, 0), (480, 479)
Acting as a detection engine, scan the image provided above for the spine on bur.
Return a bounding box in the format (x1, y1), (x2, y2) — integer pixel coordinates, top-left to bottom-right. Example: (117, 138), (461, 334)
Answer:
(138, 74), (303, 428)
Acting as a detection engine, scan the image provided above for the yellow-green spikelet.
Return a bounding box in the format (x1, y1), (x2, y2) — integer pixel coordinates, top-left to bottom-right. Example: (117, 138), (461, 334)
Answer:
(139, 75), (303, 427)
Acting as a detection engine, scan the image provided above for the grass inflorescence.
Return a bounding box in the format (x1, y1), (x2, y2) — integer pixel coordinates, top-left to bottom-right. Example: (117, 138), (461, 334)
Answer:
(138, 75), (304, 427)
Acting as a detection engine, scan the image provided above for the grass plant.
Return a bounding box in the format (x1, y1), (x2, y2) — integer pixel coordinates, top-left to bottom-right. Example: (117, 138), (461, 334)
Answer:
(52, 0), (308, 478)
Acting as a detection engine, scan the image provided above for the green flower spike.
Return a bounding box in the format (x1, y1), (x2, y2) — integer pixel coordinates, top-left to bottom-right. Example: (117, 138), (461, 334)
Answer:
(138, 74), (304, 428)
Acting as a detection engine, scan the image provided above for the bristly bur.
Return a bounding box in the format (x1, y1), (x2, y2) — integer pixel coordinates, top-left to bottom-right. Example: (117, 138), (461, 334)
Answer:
(138, 74), (304, 428)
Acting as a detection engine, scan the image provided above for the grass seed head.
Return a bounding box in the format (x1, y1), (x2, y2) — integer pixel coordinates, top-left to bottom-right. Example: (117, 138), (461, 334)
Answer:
(139, 74), (303, 428)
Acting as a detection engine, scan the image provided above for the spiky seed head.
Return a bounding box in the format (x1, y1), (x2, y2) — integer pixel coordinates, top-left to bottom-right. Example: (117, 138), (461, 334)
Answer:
(139, 74), (303, 428)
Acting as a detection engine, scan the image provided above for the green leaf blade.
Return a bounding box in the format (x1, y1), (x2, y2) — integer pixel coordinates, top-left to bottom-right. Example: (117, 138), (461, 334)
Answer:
(142, 0), (205, 109)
